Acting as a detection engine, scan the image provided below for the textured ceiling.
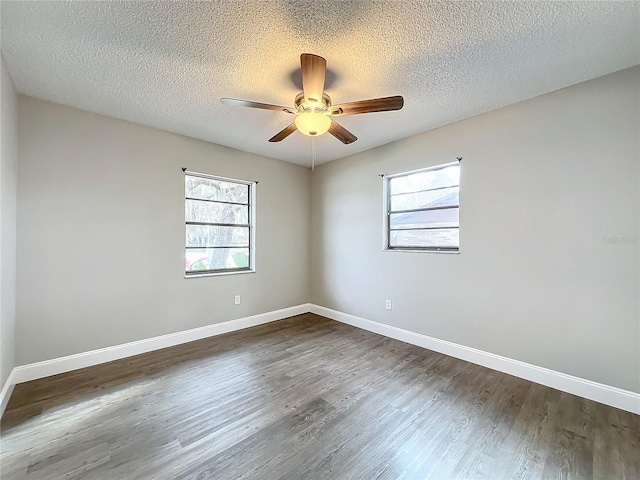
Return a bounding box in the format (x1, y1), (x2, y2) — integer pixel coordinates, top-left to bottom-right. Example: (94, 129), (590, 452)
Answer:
(1, 1), (639, 166)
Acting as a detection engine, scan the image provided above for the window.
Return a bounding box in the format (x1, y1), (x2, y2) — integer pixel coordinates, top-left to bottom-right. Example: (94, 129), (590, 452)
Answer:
(384, 161), (460, 252)
(185, 171), (256, 276)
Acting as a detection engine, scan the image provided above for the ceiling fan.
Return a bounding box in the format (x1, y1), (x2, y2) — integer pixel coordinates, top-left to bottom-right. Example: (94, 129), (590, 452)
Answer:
(220, 53), (404, 144)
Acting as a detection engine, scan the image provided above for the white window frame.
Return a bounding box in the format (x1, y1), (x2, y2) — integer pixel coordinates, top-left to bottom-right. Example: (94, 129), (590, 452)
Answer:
(383, 161), (460, 253)
(184, 170), (256, 278)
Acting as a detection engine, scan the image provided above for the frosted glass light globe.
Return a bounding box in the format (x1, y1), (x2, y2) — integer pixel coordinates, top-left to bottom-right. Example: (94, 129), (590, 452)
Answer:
(295, 112), (331, 136)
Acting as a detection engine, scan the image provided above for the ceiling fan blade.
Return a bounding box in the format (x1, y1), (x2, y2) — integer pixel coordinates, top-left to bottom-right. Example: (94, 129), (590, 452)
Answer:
(328, 120), (357, 144)
(300, 53), (326, 104)
(328, 95), (404, 116)
(268, 123), (298, 142)
(220, 98), (295, 114)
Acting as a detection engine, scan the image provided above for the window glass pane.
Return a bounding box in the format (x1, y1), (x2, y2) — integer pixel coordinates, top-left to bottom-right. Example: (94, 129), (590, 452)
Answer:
(186, 225), (249, 248)
(389, 164), (459, 195)
(185, 176), (249, 204)
(185, 199), (248, 225)
(390, 207), (459, 229)
(390, 186), (459, 211)
(186, 248), (249, 272)
(390, 228), (459, 248)
(185, 173), (254, 274)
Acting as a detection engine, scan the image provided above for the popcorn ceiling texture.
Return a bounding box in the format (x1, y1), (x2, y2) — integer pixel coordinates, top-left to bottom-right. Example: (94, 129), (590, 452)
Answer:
(2, 1), (638, 166)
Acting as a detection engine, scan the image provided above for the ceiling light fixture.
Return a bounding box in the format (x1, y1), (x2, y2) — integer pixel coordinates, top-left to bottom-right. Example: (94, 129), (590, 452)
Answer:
(295, 111), (331, 136)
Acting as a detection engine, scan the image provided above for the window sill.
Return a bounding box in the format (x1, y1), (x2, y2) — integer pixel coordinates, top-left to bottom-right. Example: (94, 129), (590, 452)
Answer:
(184, 269), (255, 279)
(384, 248), (460, 254)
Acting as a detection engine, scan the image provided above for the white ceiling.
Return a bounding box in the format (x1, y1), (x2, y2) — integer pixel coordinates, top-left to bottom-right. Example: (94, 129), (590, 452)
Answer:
(1, 1), (639, 167)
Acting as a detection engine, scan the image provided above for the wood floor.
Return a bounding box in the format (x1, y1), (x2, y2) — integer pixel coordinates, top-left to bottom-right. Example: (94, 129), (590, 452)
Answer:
(1, 314), (638, 480)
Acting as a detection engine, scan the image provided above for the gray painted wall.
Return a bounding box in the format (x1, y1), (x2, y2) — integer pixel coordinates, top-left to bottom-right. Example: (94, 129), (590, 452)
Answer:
(310, 67), (640, 393)
(1, 55), (18, 388)
(16, 97), (310, 365)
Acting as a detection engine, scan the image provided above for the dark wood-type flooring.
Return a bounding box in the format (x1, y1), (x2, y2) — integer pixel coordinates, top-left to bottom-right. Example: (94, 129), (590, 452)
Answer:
(1, 313), (639, 479)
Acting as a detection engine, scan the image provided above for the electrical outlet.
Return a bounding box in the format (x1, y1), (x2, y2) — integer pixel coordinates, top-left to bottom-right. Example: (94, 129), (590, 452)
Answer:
(385, 300), (392, 310)
(234, 295), (241, 305)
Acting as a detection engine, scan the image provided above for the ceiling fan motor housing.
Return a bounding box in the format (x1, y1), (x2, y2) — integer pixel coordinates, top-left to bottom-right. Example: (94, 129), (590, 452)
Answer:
(294, 92), (332, 113)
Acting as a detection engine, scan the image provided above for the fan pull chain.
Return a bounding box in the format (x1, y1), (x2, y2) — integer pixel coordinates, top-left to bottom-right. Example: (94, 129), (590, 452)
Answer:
(311, 137), (317, 172)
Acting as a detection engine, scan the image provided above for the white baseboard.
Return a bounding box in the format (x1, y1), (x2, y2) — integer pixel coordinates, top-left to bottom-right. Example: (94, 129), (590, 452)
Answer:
(0, 369), (16, 417)
(310, 304), (640, 415)
(10, 304), (311, 387)
(3, 303), (638, 418)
